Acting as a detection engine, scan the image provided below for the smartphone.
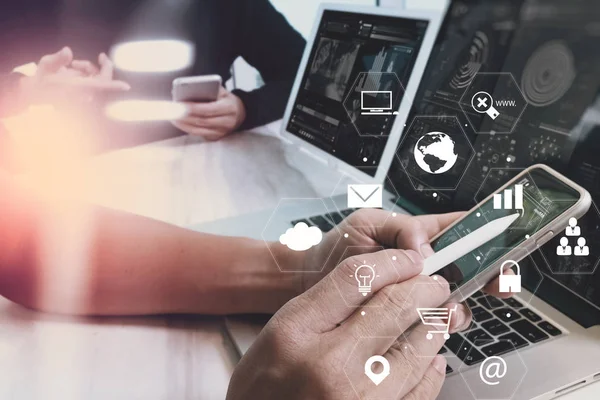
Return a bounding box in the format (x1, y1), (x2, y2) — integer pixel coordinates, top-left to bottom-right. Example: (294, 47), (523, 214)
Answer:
(430, 164), (591, 303)
(172, 75), (222, 102)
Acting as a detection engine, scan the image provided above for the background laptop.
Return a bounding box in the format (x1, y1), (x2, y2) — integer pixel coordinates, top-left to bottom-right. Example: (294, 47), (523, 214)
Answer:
(194, 0), (600, 399)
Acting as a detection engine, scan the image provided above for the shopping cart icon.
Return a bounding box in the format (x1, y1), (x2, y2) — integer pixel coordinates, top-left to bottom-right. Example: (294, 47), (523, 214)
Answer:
(417, 305), (459, 340)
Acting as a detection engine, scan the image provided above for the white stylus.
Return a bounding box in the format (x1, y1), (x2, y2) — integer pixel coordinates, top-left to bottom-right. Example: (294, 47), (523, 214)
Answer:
(420, 213), (520, 276)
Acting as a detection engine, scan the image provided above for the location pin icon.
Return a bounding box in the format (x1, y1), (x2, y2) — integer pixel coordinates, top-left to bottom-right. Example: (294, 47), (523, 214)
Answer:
(364, 355), (391, 386)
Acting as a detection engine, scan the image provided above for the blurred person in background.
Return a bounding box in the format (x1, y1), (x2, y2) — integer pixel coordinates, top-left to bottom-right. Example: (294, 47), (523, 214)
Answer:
(1, 0), (305, 141)
(0, 47), (129, 115)
(43, 0), (306, 140)
(168, 0), (306, 139)
(0, 46), (129, 169)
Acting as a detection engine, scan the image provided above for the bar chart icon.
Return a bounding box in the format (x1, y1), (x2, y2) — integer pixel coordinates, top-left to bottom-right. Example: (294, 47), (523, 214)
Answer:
(494, 184), (524, 210)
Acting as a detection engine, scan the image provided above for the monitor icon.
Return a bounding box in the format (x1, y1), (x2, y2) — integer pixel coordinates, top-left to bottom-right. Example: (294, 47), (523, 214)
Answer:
(361, 91), (399, 116)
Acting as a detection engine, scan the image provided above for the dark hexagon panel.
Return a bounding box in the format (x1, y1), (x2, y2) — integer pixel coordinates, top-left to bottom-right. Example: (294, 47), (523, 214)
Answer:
(329, 173), (405, 230)
(332, 246), (401, 309)
(473, 248), (544, 307)
(343, 336), (416, 400)
(343, 72), (404, 137)
(458, 342), (528, 400)
(395, 115), (476, 191)
(539, 200), (600, 276)
(459, 72), (528, 135)
(396, 280), (465, 360)
(474, 168), (547, 236)
(261, 198), (341, 273)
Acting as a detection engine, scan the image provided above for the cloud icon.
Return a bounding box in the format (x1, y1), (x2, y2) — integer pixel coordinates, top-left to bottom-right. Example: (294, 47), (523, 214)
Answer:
(279, 222), (323, 252)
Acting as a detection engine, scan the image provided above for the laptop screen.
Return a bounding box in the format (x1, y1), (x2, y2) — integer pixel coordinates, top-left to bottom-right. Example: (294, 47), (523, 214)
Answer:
(286, 10), (429, 176)
(385, 0), (600, 326)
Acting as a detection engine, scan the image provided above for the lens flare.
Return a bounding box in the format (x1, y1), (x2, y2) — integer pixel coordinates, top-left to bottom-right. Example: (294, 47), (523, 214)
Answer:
(1, 104), (97, 317)
(110, 39), (195, 73)
(2, 105), (93, 178)
(105, 100), (187, 122)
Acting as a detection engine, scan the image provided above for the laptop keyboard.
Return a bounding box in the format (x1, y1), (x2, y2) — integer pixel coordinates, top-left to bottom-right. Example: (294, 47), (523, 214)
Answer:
(290, 210), (564, 375)
(445, 290), (563, 373)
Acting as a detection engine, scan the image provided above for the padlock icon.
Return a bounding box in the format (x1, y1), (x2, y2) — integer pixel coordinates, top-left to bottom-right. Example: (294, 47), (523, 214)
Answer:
(499, 260), (521, 293)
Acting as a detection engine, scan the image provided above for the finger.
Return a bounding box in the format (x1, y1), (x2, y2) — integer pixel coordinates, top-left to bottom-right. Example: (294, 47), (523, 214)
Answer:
(172, 121), (225, 141)
(184, 98), (236, 118)
(412, 212), (465, 255)
(98, 53), (114, 80)
(446, 302), (472, 332)
(346, 210), (465, 259)
(398, 302), (470, 362)
(342, 209), (417, 246)
(354, 342), (446, 399)
(57, 66), (87, 78)
(287, 249), (423, 333)
(405, 212), (465, 257)
(403, 321), (447, 360)
(38, 47), (73, 75)
(483, 269), (515, 299)
(71, 60), (100, 76)
(402, 355), (447, 400)
(342, 275), (460, 355)
(177, 115), (235, 130)
(383, 332), (446, 397)
(414, 212), (466, 239)
(217, 85), (228, 99)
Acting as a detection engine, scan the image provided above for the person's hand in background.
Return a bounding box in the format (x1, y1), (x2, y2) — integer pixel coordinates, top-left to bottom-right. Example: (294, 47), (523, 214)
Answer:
(18, 47), (130, 106)
(172, 86), (246, 141)
(301, 209), (515, 297)
(227, 249), (470, 400)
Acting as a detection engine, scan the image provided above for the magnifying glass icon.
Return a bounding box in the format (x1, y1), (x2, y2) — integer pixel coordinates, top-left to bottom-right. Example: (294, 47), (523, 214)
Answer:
(472, 91), (500, 120)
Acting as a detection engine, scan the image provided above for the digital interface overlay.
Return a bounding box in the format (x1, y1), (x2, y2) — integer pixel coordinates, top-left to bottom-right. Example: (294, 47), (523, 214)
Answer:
(385, 0), (600, 325)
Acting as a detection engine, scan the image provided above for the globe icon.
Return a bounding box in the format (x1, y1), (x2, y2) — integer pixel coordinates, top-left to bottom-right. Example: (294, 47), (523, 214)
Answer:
(414, 132), (458, 174)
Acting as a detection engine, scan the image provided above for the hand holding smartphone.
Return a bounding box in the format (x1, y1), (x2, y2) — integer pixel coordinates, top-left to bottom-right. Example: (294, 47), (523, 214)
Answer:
(426, 164), (591, 303)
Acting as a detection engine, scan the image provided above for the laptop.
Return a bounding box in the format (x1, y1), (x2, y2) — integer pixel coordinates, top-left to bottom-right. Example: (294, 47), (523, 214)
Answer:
(193, 1), (600, 399)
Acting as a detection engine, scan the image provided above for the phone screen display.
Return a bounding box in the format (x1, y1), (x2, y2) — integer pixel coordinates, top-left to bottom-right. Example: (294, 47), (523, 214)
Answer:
(432, 168), (581, 291)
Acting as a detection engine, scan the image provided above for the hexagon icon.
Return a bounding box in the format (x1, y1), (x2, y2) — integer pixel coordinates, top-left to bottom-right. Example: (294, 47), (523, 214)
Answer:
(395, 115), (475, 191)
(396, 280), (466, 359)
(538, 200), (600, 275)
(474, 168), (547, 236)
(261, 198), (341, 273)
(459, 72), (528, 135)
(458, 341), (528, 400)
(343, 72), (404, 137)
(329, 172), (405, 229)
(332, 246), (401, 309)
(343, 336), (415, 400)
(473, 248), (544, 307)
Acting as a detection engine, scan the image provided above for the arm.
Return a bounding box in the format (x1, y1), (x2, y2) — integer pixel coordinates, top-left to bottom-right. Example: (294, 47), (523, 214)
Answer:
(0, 171), (302, 316)
(0, 174), (511, 317)
(232, 0), (306, 130)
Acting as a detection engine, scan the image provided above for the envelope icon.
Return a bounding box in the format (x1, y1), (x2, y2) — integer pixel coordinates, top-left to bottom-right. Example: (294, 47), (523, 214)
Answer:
(347, 184), (383, 209)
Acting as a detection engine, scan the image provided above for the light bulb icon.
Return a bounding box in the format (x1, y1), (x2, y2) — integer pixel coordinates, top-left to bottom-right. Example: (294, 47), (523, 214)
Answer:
(355, 263), (376, 296)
